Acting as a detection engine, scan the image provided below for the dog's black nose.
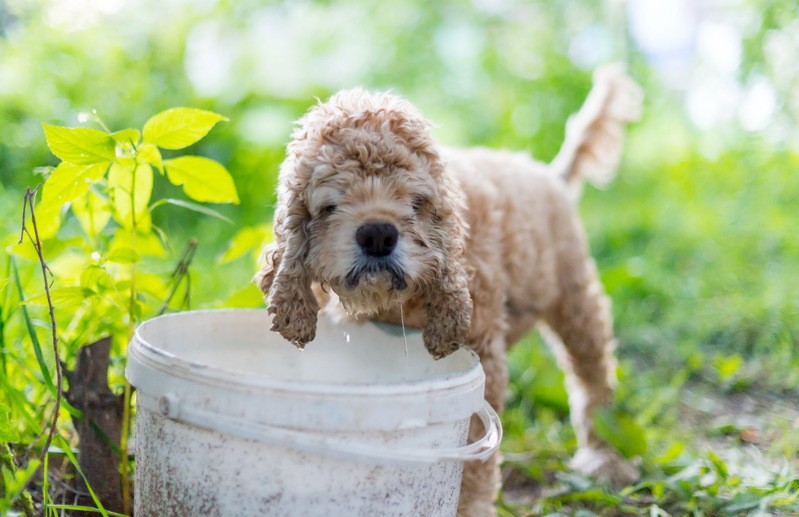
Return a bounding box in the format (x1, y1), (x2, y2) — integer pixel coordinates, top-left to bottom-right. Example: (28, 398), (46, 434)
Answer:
(356, 222), (399, 257)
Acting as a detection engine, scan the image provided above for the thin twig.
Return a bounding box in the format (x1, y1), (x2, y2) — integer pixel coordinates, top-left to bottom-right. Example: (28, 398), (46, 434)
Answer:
(157, 238), (198, 315)
(18, 185), (63, 487)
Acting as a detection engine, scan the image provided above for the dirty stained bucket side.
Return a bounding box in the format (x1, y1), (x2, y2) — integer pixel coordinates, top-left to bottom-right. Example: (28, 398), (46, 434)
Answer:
(136, 408), (471, 516)
(127, 309), (501, 517)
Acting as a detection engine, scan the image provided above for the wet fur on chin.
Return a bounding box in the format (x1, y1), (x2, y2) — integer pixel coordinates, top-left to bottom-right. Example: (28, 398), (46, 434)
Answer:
(332, 272), (413, 317)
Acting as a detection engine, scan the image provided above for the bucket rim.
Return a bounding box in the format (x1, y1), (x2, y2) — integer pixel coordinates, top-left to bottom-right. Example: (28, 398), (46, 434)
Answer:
(130, 309), (484, 397)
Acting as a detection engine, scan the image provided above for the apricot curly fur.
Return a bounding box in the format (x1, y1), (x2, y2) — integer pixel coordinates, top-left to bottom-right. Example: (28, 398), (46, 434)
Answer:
(257, 64), (643, 516)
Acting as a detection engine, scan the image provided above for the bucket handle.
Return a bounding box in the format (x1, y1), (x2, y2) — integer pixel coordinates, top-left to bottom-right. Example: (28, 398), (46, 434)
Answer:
(141, 394), (502, 466)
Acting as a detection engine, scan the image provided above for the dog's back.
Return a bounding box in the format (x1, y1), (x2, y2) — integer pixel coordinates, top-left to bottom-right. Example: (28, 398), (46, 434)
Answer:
(439, 65), (642, 343)
(440, 147), (573, 342)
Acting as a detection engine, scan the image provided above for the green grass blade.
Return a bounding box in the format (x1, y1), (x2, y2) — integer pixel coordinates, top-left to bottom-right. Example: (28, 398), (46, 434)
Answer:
(47, 505), (128, 517)
(53, 435), (112, 517)
(0, 373), (40, 429)
(11, 257), (55, 389)
(42, 446), (50, 517)
(159, 197), (234, 223)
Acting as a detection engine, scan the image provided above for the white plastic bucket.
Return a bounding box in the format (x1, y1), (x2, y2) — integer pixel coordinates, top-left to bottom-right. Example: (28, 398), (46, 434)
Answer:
(126, 309), (501, 516)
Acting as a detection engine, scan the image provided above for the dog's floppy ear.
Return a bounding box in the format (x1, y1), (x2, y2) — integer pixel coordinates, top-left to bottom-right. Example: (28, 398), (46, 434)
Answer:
(419, 152), (473, 359)
(424, 258), (473, 359)
(256, 156), (319, 348)
(385, 109), (473, 358)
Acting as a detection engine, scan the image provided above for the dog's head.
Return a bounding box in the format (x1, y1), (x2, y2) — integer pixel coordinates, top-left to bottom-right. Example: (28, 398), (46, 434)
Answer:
(257, 88), (472, 357)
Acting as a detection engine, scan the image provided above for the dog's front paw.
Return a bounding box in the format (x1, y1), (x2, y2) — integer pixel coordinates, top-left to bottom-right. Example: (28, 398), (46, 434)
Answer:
(423, 277), (472, 360)
(423, 331), (460, 360)
(267, 301), (317, 349)
(423, 315), (468, 359)
(570, 447), (639, 487)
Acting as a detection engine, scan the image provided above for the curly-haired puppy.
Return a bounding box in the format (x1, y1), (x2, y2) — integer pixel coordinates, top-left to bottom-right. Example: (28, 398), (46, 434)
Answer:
(258, 65), (643, 516)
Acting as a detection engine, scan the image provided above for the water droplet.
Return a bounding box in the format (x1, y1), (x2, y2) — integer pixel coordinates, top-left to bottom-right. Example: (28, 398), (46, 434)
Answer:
(400, 305), (409, 380)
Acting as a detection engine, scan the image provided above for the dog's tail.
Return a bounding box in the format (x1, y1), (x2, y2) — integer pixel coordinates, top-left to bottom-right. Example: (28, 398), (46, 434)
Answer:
(550, 63), (643, 198)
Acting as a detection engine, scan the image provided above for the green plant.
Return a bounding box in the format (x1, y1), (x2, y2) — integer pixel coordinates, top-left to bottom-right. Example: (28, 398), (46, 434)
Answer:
(3, 107), (238, 515)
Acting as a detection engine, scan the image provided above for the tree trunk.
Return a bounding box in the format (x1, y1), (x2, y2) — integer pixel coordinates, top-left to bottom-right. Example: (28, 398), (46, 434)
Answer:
(64, 337), (127, 515)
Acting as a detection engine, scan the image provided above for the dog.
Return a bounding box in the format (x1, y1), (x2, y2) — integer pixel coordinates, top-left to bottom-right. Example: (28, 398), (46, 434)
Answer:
(257, 64), (643, 516)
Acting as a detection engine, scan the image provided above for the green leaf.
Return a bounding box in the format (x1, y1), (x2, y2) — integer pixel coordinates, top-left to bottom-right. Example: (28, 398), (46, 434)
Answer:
(50, 252), (89, 280)
(548, 487), (622, 506)
(707, 450), (729, 480)
(42, 124), (116, 164)
(31, 199), (64, 240)
(138, 142), (163, 173)
(41, 161), (110, 208)
(224, 284), (266, 308)
(0, 459), (39, 512)
(24, 286), (94, 307)
(593, 407), (647, 458)
(111, 128), (141, 144)
(219, 225), (271, 264)
(163, 156), (239, 204)
(158, 198), (233, 223)
(651, 482), (665, 501)
(110, 228), (166, 258)
(80, 265), (114, 291)
(106, 247), (141, 264)
(528, 365), (569, 413)
(0, 277), (8, 291)
(109, 162), (154, 231)
(0, 409), (20, 442)
(130, 272), (168, 299)
(72, 190), (112, 238)
(656, 441), (685, 464)
(142, 107), (228, 150)
(713, 354), (743, 382)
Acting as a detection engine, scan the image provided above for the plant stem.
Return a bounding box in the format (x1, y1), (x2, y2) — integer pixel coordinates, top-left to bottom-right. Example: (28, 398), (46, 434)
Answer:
(119, 164), (139, 516)
(18, 186), (62, 510)
(0, 257), (10, 378)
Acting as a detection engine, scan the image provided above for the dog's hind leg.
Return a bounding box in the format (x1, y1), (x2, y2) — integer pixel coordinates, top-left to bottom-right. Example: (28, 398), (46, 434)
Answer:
(541, 257), (639, 486)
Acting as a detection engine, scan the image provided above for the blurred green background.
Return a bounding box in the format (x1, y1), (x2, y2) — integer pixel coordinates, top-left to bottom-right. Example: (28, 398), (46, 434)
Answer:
(1, 0), (798, 513)
(3, 0), (796, 379)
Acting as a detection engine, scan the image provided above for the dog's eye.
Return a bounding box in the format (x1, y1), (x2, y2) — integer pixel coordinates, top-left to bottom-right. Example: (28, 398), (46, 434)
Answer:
(319, 204), (337, 217)
(411, 196), (428, 212)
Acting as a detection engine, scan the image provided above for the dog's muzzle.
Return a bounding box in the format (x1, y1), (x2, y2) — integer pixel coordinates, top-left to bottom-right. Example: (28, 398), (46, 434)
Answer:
(345, 258), (408, 291)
